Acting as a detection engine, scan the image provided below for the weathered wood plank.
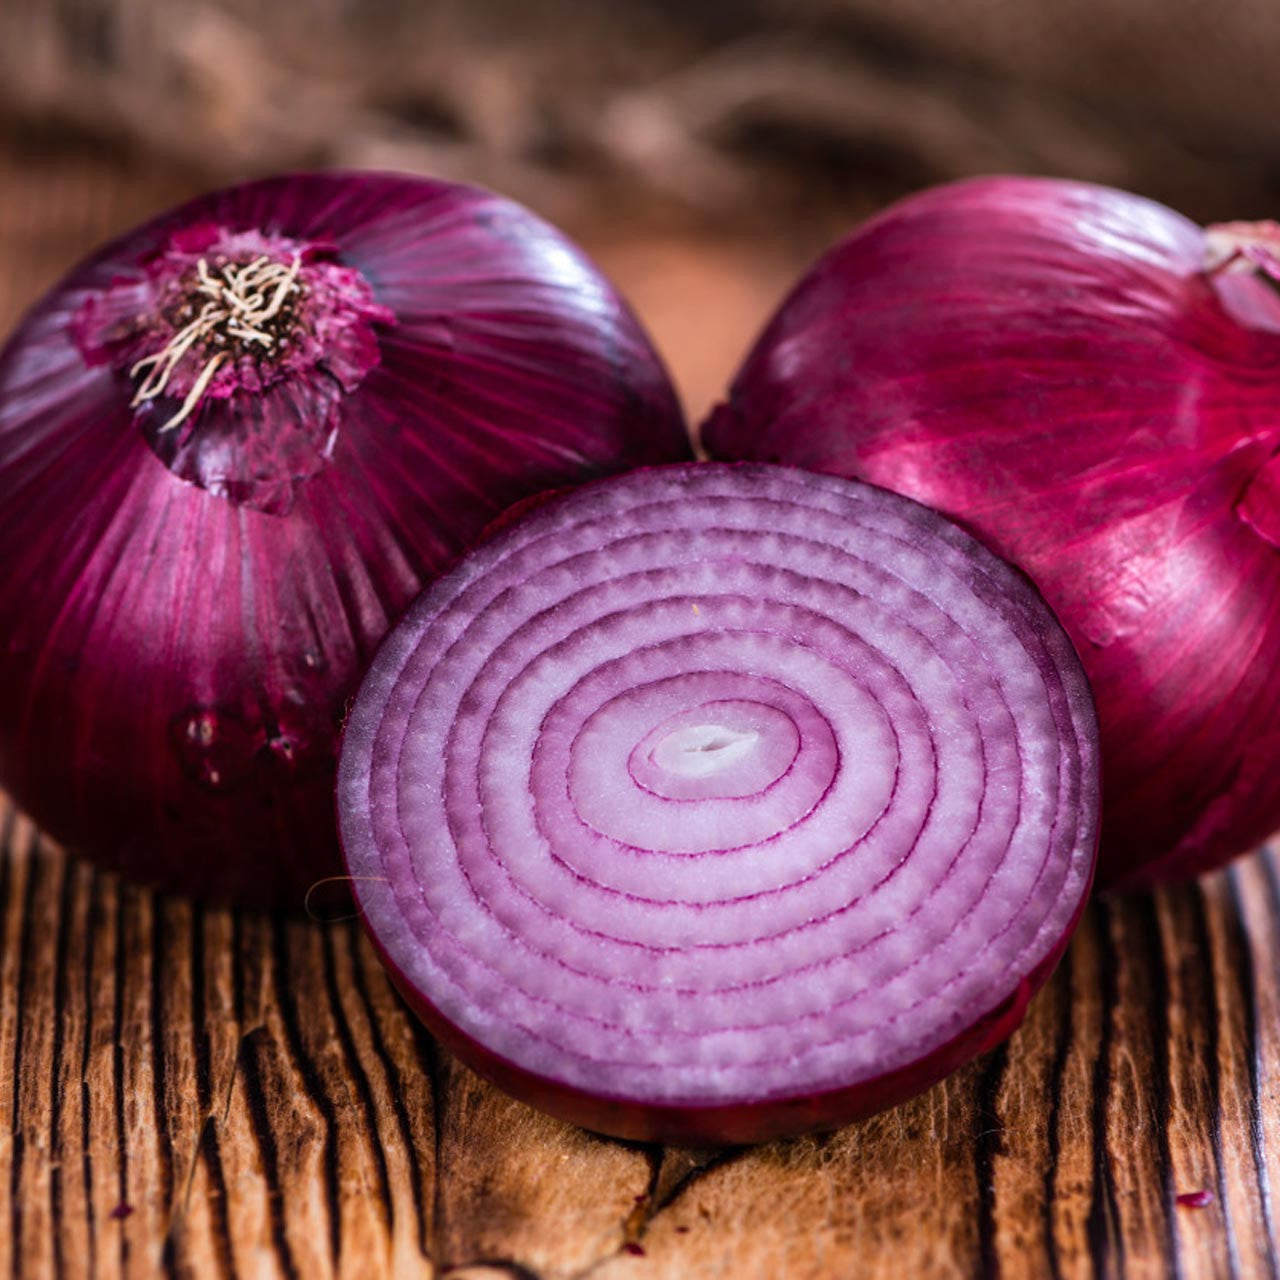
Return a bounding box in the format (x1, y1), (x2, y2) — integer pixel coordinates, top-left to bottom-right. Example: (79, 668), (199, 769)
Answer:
(5, 800), (1280, 1278)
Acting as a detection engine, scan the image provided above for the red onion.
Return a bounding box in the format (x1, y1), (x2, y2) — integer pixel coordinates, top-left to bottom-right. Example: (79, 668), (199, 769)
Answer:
(703, 176), (1280, 890)
(337, 463), (1099, 1143)
(0, 171), (688, 903)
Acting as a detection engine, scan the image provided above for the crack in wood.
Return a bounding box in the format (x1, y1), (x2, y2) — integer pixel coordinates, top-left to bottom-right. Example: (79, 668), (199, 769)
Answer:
(974, 1040), (1009, 1278)
(320, 924), (394, 1241)
(163, 1001), (257, 1275)
(441, 1260), (546, 1280)
(1042, 958), (1074, 1280)
(1228, 859), (1280, 1280)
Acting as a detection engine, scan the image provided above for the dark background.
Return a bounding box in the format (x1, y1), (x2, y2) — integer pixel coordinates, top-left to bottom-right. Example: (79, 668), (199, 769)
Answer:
(3, 0), (1279, 419)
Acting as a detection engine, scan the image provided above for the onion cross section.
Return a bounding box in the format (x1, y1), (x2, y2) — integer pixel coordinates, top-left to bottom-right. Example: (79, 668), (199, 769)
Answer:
(338, 463), (1099, 1143)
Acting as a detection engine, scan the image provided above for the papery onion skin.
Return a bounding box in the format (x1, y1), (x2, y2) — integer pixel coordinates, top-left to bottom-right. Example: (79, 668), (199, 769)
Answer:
(337, 462), (1098, 1142)
(703, 176), (1280, 890)
(0, 171), (689, 904)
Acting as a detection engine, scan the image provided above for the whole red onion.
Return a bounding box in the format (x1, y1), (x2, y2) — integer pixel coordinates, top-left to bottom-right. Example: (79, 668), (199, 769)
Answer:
(338, 463), (1099, 1142)
(704, 176), (1280, 890)
(0, 171), (688, 903)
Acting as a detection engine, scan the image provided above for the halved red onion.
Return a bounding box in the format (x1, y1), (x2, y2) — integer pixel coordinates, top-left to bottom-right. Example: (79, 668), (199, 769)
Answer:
(338, 463), (1099, 1142)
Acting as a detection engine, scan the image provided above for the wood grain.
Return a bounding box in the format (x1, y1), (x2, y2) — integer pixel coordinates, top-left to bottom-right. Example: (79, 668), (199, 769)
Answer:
(3, 793), (1280, 1279)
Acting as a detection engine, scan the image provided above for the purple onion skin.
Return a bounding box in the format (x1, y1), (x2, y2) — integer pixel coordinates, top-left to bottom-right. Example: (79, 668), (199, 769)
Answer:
(372, 893), (1084, 1145)
(0, 172), (688, 904)
(704, 176), (1280, 890)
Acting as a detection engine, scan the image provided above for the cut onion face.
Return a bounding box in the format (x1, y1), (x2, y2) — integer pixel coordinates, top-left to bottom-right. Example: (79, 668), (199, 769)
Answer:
(338, 463), (1099, 1143)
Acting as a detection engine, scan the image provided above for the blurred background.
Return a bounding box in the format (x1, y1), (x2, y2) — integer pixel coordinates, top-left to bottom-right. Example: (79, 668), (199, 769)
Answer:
(2, 0), (1279, 422)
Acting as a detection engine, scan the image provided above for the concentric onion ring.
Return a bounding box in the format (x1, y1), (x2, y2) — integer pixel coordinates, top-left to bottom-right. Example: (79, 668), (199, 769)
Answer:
(338, 463), (1099, 1143)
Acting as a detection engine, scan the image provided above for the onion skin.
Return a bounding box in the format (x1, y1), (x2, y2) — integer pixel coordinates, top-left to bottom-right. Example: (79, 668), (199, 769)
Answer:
(338, 462), (1098, 1142)
(703, 176), (1280, 890)
(0, 171), (688, 904)
(372, 895), (1084, 1144)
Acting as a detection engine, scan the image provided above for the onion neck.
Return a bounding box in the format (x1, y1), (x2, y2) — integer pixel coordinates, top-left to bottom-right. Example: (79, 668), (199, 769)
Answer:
(1204, 221), (1280, 336)
(1205, 221), (1280, 287)
(130, 253), (308, 433)
(74, 224), (395, 514)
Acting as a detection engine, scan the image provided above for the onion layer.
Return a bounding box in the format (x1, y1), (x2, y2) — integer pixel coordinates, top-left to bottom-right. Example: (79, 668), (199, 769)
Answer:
(337, 463), (1099, 1143)
(0, 172), (688, 902)
(703, 176), (1280, 889)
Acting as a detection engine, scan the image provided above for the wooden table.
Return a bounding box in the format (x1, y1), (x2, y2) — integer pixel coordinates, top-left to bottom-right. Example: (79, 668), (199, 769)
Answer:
(5, 797), (1280, 1279)
(3, 148), (1279, 1279)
